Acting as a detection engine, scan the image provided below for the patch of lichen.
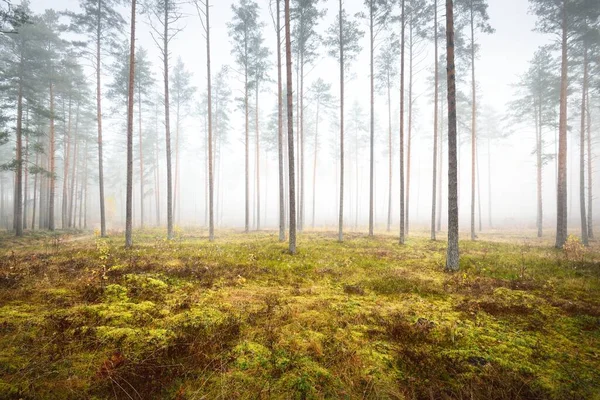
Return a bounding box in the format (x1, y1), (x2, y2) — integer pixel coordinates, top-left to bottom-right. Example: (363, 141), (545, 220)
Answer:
(0, 229), (598, 399)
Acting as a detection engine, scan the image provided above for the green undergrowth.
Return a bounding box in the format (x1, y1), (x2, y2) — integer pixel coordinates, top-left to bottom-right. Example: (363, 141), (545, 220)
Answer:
(0, 229), (598, 399)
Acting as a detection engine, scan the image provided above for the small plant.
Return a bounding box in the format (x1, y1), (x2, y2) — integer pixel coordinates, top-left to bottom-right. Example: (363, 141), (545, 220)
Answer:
(563, 235), (585, 263)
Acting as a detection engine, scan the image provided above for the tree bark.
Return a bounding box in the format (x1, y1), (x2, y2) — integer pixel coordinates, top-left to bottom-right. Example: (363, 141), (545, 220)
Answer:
(431, 0), (438, 240)
(32, 149), (38, 230)
(488, 135), (492, 229)
(369, 0), (375, 236)
(446, 0), (459, 271)
(138, 74), (144, 228)
(586, 89), (593, 239)
(69, 105), (80, 228)
(164, 0), (174, 240)
(387, 69), (393, 232)
(406, 16), (413, 236)
(285, 0), (296, 253)
(14, 53), (24, 236)
(470, 4), (476, 241)
(244, 37), (249, 233)
(579, 42), (588, 245)
(62, 96), (72, 230)
(97, 0), (107, 237)
(255, 81), (261, 231)
(399, 0), (405, 245)
(23, 106), (29, 230)
(206, 0), (214, 241)
(555, 0), (568, 248)
(49, 83), (56, 231)
(536, 97), (543, 237)
(338, 0), (344, 242)
(125, 0), (136, 248)
(277, 0), (285, 241)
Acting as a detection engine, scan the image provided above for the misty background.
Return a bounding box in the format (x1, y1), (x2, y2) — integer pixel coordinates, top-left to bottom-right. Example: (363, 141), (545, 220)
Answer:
(2, 0), (597, 234)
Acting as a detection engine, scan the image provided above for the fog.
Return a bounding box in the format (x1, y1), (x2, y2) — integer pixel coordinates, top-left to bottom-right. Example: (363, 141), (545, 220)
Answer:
(1, 0), (598, 237)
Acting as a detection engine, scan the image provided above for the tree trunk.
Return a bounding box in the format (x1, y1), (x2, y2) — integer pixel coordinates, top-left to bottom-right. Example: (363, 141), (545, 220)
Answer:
(62, 96), (72, 230)
(437, 95), (444, 232)
(23, 106), (29, 230)
(338, 0), (344, 242)
(256, 81), (261, 231)
(355, 124), (359, 230)
(488, 135), (492, 229)
(586, 89), (593, 239)
(406, 16), (413, 236)
(299, 53), (305, 231)
(14, 54), (24, 236)
(155, 126), (161, 226)
(285, 0), (296, 253)
(69, 105), (80, 228)
(164, 0), (174, 240)
(97, 0), (107, 237)
(312, 99), (320, 229)
(536, 97), (543, 237)
(555, 0), (568, 248)
(138, 77), (144, 228)
(476, 140), (482, 232)
(399, 0), (405, 245)
(32, 150), (38, 230)
(277, 0), (285, 241)
(369, 1), (374, 236)
(125, 0), (136, 248)
(470, 5), (476, 241)
(579, 42), (588, 245)
(206, 0), (214, 241)
(49, 83), (56, 231)
(387, 70), (393, 232)
(446, 0), (459, 271)
(431, 0), (438, 240)
(244, 40), (249, 233)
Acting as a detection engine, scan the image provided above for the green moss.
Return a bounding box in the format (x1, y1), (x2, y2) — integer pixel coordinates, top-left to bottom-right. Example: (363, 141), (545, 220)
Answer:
(0, 229), (598, 399)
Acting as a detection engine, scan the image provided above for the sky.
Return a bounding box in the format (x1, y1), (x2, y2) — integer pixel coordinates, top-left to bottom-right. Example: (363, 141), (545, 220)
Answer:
(25, 0), (596, 233)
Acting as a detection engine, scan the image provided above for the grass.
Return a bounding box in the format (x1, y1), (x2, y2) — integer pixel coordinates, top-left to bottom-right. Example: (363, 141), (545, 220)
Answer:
(0, 228), (598, 399)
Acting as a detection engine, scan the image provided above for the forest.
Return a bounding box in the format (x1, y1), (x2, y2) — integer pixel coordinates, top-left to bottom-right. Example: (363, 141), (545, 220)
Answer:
(0, 0), (599, 398)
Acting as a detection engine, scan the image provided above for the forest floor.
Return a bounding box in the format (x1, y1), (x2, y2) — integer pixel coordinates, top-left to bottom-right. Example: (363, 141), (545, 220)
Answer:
(0, 229), (599, 399)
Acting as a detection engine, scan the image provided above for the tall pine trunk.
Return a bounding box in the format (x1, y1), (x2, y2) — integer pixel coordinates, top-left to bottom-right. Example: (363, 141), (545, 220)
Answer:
(586, 90), (593, 239)
(125, 0), (136, 248)
(368, 1), (374, 236)
(49, 83), (56, 231)
(206, 0), (214, 241)
(446, 0), (459, 271)
(285, 0), (296, 253)
(338, 0), (345, 242)
(97, 0), (107, 237)
(14, 54), (24, 236)
(312, 100), (320, 229)
(387, 70), (393, 232)
(399, 0), (405, 245)
(62, 96), (72, 230)
(555, 0), (568, 248)
(138, 79), (144, 228)
(406, 17), (413, 236)
(255, 82), (261, 230)
(68, 105), (80, 228)
(164, 0), (174, 240)
(431, 0), (438, 240)
(244, 39), (249, 233)
(470, 5), (476, 241)
(579, 42), (588, 245)
(277, 0), (285, 241)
